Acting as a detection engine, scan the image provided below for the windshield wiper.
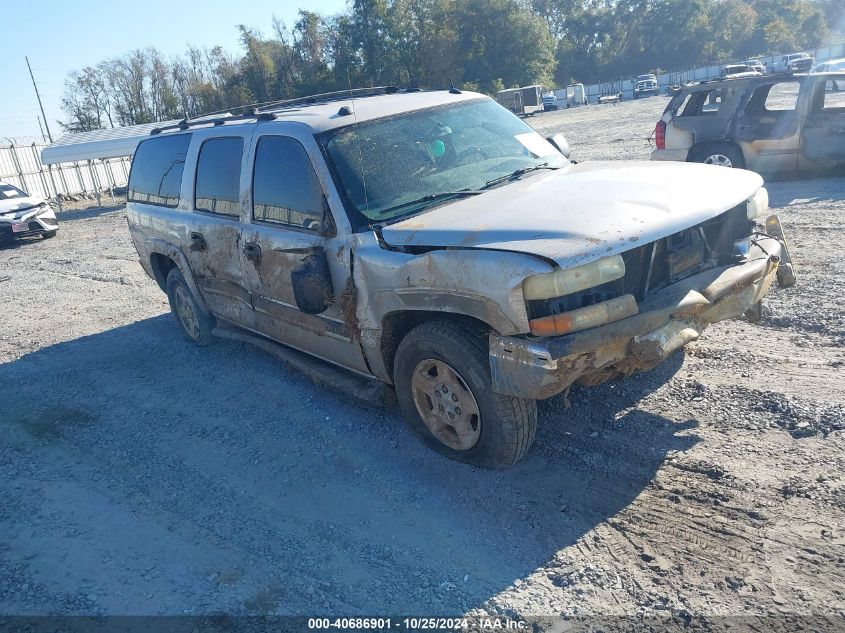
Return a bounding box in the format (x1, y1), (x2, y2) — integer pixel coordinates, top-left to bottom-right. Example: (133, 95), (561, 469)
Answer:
(481, 162), (559, 190)
(372, 189), (483, 217)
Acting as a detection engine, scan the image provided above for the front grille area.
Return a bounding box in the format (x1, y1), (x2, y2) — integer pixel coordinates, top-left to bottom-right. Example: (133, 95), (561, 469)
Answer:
(621, 204), (750, 301)
(527, 204), (752, 320)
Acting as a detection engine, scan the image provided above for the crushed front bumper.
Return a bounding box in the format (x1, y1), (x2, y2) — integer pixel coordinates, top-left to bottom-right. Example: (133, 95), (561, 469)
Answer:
(490, 232), (787, 400)
(0, 205), (58, 242)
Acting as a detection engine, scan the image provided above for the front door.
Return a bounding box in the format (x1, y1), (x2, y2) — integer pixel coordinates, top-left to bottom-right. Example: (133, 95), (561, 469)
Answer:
(240, 132), (368, 374)
(800, 77), (845, 172)
(182, 131), (255, 328)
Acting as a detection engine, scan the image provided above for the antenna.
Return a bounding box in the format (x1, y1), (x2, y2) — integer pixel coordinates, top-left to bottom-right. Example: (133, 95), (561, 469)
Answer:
(347, 69), (370, 215)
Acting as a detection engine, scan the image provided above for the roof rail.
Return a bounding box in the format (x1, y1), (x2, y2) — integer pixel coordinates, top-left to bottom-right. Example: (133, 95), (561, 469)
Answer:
(256, 86), (419, 114)
(149, 86), (423, 136)
(149, 111), (274, 135)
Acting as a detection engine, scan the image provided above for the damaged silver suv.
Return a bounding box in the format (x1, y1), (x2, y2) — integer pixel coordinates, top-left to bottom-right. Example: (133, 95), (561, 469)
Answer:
(126, 87), (795, 469)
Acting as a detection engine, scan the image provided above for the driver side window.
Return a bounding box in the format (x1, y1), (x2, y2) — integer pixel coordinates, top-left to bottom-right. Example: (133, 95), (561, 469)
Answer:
(252, 136), (333, 234)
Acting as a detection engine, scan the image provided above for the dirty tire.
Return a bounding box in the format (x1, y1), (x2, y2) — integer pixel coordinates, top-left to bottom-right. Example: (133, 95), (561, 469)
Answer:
(745, 300), (763, 323)
(393, 320), (538, 469)
(777, 262), (797, 288)
(689, 142), (745, 169)
(42, 230), (57, 239)
(166, 267), (216, 346)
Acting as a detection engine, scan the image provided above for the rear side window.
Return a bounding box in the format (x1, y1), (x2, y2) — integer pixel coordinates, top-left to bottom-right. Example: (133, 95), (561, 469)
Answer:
(128, 134), (191, 207)
(252, 136), (329, 232)
(195, 137), (244, 216)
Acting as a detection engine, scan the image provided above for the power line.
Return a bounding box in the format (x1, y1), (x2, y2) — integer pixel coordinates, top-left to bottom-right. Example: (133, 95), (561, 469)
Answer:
(26, 56), (53, 143)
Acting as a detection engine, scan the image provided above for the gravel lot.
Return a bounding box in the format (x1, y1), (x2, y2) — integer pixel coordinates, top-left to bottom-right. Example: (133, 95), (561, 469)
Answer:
(1, 95), (844, 624)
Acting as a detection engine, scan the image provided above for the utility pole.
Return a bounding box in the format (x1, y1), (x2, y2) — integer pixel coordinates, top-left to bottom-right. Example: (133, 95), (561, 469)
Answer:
(26, 56), (53, 143)
(37, 116), (47, 143)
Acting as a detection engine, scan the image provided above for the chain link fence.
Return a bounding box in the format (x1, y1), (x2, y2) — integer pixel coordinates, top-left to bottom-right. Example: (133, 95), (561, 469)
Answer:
(0, 142), (130, 209)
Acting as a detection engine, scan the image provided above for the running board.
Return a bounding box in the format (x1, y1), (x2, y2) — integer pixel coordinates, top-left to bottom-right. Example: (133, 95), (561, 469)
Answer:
(211, 324), (396, 406)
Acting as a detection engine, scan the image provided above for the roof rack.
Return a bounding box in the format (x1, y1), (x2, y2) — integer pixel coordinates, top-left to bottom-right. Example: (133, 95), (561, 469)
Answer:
(257, 85), (420, 114)
(150, 86), (423, 136)
(150, 112), (272, 135)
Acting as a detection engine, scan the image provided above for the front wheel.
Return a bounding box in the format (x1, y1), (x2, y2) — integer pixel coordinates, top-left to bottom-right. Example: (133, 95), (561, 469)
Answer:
(393, 320), (537, 469)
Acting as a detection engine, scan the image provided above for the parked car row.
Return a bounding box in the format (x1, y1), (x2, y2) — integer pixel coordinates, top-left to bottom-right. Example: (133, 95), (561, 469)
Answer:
(495, 84), (588, 115)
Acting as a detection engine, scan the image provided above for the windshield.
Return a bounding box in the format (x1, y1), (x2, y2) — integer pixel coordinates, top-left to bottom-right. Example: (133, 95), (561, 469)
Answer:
(637, 75), (654, 82)
(0, 183), (28, 200)
(320, 99), (567, 224)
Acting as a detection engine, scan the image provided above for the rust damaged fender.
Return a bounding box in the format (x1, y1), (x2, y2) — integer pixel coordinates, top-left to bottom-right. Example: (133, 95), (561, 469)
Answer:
(350, 232), (553, 383)
(136, 236), (211, 315)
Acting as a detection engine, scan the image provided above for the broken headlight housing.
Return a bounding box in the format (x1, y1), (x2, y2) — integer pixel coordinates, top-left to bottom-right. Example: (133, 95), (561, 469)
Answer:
(522, 255), (637, 336)
(745, 188), (769, 220)
(522, 255), (626, 300)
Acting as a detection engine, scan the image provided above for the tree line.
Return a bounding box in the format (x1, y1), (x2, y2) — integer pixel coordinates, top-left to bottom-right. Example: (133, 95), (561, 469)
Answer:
(60, 0), (843, 133)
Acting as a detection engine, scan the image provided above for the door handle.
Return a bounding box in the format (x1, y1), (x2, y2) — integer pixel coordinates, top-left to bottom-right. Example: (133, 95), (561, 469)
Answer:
(189, 231), (206, 252)
(243, 242), (261, 264)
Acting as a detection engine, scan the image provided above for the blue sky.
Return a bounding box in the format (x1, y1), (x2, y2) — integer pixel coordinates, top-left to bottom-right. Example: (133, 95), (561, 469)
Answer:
(1, 0), (349, 141)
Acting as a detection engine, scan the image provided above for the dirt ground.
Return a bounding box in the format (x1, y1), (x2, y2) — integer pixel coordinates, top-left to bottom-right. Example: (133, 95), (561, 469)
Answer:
(1, 95), (844, 626)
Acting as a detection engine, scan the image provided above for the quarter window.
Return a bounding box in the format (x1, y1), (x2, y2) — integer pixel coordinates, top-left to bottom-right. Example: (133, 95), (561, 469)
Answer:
(128, 134), (191, 207)
(195, 137), (243, 216)
(252, 136), (328, 232)
(678, 88), (728, 117)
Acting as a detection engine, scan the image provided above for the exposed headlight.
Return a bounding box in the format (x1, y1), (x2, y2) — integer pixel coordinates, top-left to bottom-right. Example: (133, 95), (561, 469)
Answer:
(528, 294), (638, 336)
(746, 188), (769, 220)
(522, 254), (626, 300)
(36, 203), (56, 218)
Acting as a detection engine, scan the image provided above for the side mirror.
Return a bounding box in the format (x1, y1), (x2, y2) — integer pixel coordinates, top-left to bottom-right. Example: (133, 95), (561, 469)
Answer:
(291, 247), (334, 315)
(546, 133), (571, 158)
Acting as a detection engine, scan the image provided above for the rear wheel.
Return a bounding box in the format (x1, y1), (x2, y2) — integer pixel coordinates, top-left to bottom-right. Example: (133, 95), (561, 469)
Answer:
(393, 320), (537, 469)
(166, 268), (216, 346)
(689, 143), (745, 169)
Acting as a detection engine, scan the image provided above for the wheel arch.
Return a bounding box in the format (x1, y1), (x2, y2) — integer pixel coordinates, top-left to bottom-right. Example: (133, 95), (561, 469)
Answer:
(144, 239), (210, 314)
(688, 140), (747, 168)
(378, 310), (494, 385)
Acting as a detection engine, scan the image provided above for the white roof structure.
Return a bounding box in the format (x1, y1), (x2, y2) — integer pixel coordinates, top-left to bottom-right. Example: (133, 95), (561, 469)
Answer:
(40, 120), (179, 165)
(39, 89), (485, 165)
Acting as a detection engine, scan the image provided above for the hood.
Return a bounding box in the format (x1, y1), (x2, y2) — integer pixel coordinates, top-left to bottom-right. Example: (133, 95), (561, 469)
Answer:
(381, 161), (763, 268)
(0, 195), (46, 219)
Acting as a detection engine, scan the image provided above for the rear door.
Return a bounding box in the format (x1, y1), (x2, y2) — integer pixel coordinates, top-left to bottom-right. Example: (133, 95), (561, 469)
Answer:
(182, 129), (256, 328)
(239, 125), (368, 373)
(800, 76), (845, 172)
